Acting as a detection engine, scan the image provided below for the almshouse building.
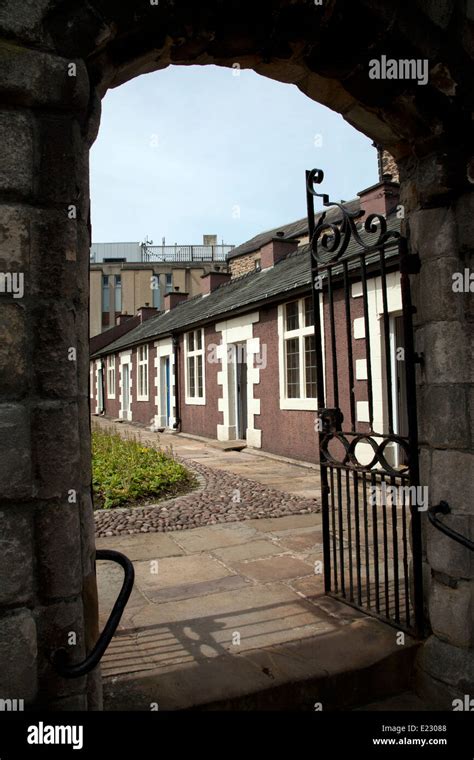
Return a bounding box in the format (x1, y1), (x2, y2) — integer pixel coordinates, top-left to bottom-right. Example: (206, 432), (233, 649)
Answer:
(90, 174), (404, 466)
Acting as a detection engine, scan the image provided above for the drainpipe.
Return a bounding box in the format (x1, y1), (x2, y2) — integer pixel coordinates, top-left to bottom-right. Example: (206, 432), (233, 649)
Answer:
(171, 332), (181, 431)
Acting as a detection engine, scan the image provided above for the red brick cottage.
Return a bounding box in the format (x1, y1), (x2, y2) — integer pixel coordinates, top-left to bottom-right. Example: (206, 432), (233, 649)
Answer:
(90, 176), (403, 466)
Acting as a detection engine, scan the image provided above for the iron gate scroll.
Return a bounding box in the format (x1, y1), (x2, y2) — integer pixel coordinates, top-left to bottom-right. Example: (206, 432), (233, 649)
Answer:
(306, 169), (424, 636)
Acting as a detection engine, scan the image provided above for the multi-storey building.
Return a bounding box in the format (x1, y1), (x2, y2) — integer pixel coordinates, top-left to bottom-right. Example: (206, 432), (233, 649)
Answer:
(89, 236), (234, 336)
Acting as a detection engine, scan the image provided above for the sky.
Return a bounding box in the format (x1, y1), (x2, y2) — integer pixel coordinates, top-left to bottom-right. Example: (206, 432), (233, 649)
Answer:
(90, 64), (378, 247)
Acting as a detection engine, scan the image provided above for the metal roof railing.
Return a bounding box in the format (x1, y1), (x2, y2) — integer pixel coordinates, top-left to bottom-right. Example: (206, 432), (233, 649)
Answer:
(141, 244), (234, 263)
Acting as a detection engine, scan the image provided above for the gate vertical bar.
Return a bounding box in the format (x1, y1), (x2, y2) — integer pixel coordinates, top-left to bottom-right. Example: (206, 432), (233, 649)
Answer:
(306, 170), (331, 595)
(399, 237), (424, 637)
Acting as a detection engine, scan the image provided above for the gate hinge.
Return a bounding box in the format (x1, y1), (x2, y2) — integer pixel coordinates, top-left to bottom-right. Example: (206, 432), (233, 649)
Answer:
(400, 253), (421, 275)
(317, 407), (344, 434)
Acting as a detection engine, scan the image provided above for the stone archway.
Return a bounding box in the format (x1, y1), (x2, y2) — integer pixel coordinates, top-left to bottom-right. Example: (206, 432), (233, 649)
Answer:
(0, 0), (472, 710)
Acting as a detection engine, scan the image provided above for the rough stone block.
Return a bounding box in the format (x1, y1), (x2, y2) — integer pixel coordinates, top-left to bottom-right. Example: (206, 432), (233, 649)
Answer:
(0, 506), (34, 605)
(415, 321), (472, 385)
(37, 116), (87, 207)
(422, 0), (454, 28)
(33, 402), (80, 499)
(0, 111), (34, 197)
(36, 502), (82, 600)
(86, 668), (103, 711)
(32, 303), (78, 399)
(455, 192), (474, 254)
(418, 446), (432, 497)
(0, 1), (51, 45)
(418, 385), (470, 448)
(429, 577), (474, 648)
(427, 515), (474, 580)
(48, 694), (88, 710)
(0, 610), (37, 703)
(35, 599), (86, 700)
(0, 403), (31, 499)
(470, 385), (474, 447)
(411, 256), (464, 326)
(0, 204), (30, 270)
(30, 210), (82, 300)
(416, 635), (474, 708)
(0, 304), (27, 396)
(79, 491), (97, 579)
(430, 450), (474, 515)
(0, 45), (89, 111)
(409, 206), (458, 261)
(78, 397), (92, 488)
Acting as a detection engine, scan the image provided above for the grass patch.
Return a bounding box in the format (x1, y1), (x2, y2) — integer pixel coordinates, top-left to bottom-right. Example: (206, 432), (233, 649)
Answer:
(92, 429), (196, 509)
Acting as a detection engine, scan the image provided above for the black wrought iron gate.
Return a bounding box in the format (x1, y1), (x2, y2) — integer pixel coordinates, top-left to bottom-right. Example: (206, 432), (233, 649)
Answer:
(306, 169), (424, 636)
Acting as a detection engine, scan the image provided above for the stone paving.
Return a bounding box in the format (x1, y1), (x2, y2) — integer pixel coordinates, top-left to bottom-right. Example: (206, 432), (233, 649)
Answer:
(97, 515), (419, 710)
(93, 417), (419, 711)
(93, 417), (320, 537)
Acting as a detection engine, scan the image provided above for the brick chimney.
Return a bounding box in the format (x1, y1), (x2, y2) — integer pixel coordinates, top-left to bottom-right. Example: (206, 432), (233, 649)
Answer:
(357, 175), (400, 219)
(164, 288), (188, 310)
(115, 314), (134, 325)
(201, 270), (231, 295)
(260, 234), (299, 269)
(136, 306), (159, 322)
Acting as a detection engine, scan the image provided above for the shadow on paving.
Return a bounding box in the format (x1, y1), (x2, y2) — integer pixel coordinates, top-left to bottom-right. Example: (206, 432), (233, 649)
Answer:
(97, 517), (420, 711)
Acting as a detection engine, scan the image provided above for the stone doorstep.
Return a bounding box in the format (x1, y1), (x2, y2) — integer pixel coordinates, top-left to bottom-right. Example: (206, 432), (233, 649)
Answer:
(102, 612), (421, 711)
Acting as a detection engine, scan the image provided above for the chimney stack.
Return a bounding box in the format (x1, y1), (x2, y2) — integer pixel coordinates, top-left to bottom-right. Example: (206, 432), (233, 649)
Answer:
(357, 176), (400, 219)
(201, 270), (231, 295)
(260, 236), (299, 269)
(136, 306), (159, 323)
(115, 314), (133, 326)
(164, 288), (188, 310)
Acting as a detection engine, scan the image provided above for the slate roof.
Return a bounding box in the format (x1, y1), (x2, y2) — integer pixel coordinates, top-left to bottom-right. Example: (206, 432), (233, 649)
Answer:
(92, 212), (400, 359)
(226, 199), (361, 260)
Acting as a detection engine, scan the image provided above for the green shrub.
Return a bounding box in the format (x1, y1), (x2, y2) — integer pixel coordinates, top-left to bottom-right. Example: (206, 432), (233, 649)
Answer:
(92, 429), (195, 509)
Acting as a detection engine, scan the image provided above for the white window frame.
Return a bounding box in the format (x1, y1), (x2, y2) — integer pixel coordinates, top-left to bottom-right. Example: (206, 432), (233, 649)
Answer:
(107, 355), (116, 399)
(185, 328), (205, 405)
(137, 344), (149, 401)
(90, 363), (94, 399)
(278, 296), (318, 411)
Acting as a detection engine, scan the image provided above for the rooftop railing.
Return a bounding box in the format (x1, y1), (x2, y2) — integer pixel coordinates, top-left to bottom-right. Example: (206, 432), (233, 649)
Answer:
(141, 244), (234, 262)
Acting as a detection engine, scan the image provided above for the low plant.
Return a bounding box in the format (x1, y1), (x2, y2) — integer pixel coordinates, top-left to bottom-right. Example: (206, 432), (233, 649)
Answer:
(92, 429), (195, 509)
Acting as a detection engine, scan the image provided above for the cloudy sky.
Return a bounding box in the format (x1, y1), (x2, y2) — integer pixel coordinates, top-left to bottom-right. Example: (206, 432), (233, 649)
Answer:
(90, 64), (378, 247)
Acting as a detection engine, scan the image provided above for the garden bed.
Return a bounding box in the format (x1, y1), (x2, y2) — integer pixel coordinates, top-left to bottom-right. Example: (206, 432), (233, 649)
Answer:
(92, 429), (197, 509)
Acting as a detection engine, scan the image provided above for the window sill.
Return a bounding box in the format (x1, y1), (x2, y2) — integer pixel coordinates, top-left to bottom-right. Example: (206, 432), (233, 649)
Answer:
(185, 396), (206, 406)
(279, 398), (318, 411)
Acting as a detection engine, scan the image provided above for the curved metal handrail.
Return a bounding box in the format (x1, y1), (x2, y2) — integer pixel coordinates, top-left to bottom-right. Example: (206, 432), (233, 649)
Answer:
(428, 502), (474, 552)
(51, 549), (135, 678)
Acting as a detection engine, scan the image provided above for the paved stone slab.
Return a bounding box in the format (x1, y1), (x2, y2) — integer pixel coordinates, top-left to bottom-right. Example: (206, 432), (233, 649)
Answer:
(172, 524), (260, 553)
(96, 532), (184, 561)
(275, 529), (324, 552)
(139, 574), (252, 604)
(211, 539), (283, 563)
(247, 514), (321, 532)
(96, 561), (147, 618)
(232, 556), (313, 583)
(134, 554), (233, 591)
(127, 581), (303, 627)
(287, 574), (326, 600)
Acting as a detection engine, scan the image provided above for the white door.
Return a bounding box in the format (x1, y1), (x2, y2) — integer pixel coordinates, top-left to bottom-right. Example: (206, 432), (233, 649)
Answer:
(122, 363), (130, 420)
(97, 364), (104, 413)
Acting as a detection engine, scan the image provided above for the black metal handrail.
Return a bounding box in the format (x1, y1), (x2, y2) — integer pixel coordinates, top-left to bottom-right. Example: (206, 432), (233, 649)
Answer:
(51, 549), (135, 678)
(428, 502), (474, 552)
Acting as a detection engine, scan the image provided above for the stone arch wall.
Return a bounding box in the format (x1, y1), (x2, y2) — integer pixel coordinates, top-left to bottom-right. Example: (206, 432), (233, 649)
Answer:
(0, 0), (472, 709)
